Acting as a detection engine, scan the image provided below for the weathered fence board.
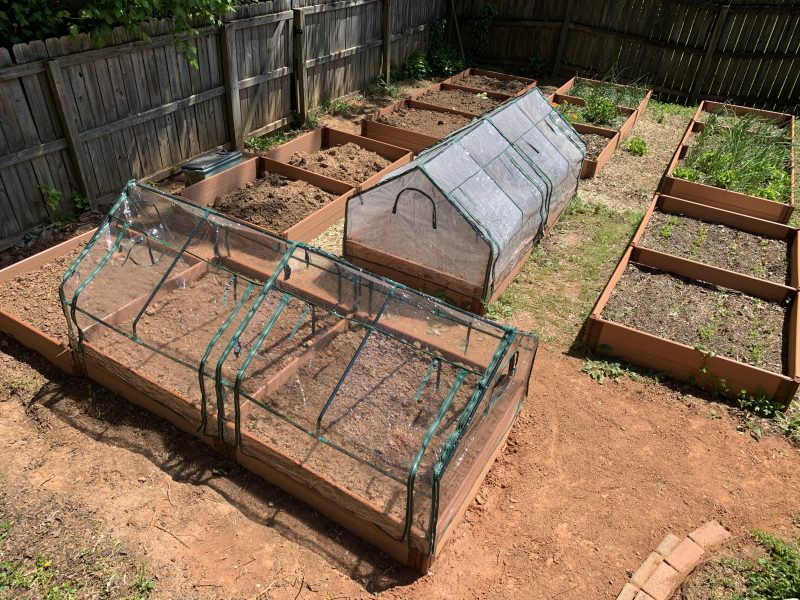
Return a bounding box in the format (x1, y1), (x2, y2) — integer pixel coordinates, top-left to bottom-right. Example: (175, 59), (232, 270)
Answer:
(456, 0), (800, 108)
(0, 0), (446, 244)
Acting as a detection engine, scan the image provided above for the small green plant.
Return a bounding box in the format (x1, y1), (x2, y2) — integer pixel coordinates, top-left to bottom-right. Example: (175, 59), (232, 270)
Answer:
(717, 531), (800, 599)
(367, 75), (400, 99)
(324, 98), (351, 117)
(582, 357), (628, 384)
(525, 55), (552, 79)
(427, 19), (464, 76)
(672, 165), (699, 181)
(736, 390), (783, 418)
(130, 566), (155, 598)
(395, 49), (430, 81)
(38, 184), (62, 216)
(688, 223), (708, 260)
(486, 294), (513, 321)
(8, 378), (27, 394)
(245, 129), (301, 153)
(475, 91), (489, 100)
(659, 216), (677, 239)
(71, 192), (90, 213)
(304, 106), (322, 129)
(0, 521), (10, 543)
(775, 406), (800, 444)
(581, 94), (617, 127)
(571, 77), (648, 110)
(625, 136), (648, 156)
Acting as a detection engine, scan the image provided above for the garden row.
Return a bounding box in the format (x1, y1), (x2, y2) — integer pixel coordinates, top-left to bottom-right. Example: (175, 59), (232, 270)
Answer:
(586, 102), (797, 406)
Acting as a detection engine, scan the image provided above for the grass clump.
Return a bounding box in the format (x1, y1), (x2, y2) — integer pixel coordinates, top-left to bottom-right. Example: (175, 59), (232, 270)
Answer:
(625, 136), (648, 156)
(570, 77), (648, 109)
(674, 109), (792, 203)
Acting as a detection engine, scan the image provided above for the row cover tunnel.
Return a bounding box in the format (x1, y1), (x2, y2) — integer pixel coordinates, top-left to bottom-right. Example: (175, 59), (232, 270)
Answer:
(345, 88), (585, 312)
(59, 182), (538, 555)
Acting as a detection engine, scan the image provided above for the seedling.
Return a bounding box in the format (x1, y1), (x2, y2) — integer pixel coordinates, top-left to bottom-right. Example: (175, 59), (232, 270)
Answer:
(625, 136), (648, 156)
(582, 357), (629, 384)
(475, 92), (489, 100)
(688, 223), (707, 260)
(659, 215), (678, 239)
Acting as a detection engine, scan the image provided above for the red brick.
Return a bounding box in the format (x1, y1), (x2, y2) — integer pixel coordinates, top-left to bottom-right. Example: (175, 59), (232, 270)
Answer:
(616, 583), (640, 600)
(631, 552), (663, 587)
(641, 562), (681, 600)
(664, 537), (704, 574)
(688, 520), (731, 550)
(655, 533), (681, 557)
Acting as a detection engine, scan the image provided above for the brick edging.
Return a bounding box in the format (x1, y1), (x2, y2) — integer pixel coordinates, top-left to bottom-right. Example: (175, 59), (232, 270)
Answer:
(616, 520), (732, 600)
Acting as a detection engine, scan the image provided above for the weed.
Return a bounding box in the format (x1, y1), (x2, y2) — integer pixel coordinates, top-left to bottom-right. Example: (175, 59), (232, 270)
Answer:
(775, 405), (800, 444)
(8, 378), (27, 394)
(367, 75), (401, 99)
(525, 55), (552, 79)
(648, 100), (694, 124)
(245, 129), (301, 153)
(324, 98), (351, 116)
(475, 91), (489, 100)
(581, 357), (629, 384)
(659, 216), (677, 239)
(0, 521), (10, 543)
(486, 294), (513, 321)
(570, 77), (648, 109)
(736, 390), (783, 418)
(38, 185), (62, 216)
(130, 566), (155, 599)
(427, 19), (464, 76)
(675, 108), (792, 203)
(625, 136), (648, 156)
(304, 106), (322, 129)
(395, 49), (430, 81)
(71, 192), (90, 213)
(688, 223), (707, 260)
(696, 296), (726, 344)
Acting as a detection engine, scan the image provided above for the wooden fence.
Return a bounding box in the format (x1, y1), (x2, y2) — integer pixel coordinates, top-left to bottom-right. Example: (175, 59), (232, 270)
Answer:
(455, 0), (800, 109)
(0, 0), (446, 244)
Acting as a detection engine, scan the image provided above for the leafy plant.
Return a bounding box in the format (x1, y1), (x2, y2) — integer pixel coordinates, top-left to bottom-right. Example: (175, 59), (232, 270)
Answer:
(582, 94), (617, 127)
(367, 75), (400, 99)
(38, 185), (62, 216)
(470, 3), (497, 58)
(395, 49), (431, 81)
(625, 136), (648, 156)
(324, 98), (351, 117)
(582, 357), (629, 384)
(130, 566), (155, 599)
(71, 192), (90, 213)
(659, 216), (677, 239)
(245, 129), (302, 153)
(717, 531), (800, 599)
(736, 390), (783, 419)
(427, 19), (464, 76)
(526, 55), (552, 79)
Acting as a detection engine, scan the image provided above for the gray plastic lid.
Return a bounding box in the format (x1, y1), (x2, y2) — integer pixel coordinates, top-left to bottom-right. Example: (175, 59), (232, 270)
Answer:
(182, 148), (243, 173)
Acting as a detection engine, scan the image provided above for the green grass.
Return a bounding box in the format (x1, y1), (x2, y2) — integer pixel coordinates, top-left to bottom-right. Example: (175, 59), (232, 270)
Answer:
(486, 196), (643, 347)
(570, 77), (648, 109)
(648, 99), (695, 124)
(244, 129), (303, 153)
(674, 109), (792, 203)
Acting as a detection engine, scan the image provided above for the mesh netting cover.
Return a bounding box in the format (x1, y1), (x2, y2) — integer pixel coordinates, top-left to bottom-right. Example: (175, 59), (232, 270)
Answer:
(344, 88), (585, 306)
(59, 182), (538, 553)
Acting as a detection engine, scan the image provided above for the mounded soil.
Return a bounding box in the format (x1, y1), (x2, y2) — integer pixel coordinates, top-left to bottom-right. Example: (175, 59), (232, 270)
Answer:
(377, 107), (473, 137)
(640, 210), (790, 284)
(416, 88), (501, 115)
(0, 245), (84, 343)
(581, 133), (611, 161)
(288, 142), (391, 186)
(213, 172), (335, 232)
(457, 74), (525, 95)
(603, 264), (788, 373)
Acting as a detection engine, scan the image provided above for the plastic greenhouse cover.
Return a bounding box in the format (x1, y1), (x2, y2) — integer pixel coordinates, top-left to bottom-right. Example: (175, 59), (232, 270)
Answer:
(60, 181), (538, 549)
(346, 87), (584, 298)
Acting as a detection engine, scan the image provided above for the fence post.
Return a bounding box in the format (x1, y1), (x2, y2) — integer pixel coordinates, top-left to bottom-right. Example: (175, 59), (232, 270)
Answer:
(381, 0), (391, 82)
(552, 0), (575, 77)
(689, 3), (730, 103)
(44, 60), (92, 207)
(293, 8), (308, 126)
(221, 23), (243, 150)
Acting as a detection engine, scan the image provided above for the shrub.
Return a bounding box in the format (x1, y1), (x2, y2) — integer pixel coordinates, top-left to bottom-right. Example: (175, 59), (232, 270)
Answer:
(396, 50), (431, 81)
(427, 19), (464, 76)
(625, 136), (648, 156)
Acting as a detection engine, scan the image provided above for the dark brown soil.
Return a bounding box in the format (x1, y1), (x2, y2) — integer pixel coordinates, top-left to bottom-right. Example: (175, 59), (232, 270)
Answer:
(377, 108), (473, 137)
(213, 172), (334, 232)
(416, 88), (501, 115)
(0, 213), (101, 271)
(457, 74), (525, 95)
(0, 245), (85, 343)
(581, 133), (611, 161)
(288, 142), (391, 186)
(603, 265), (788, 373)
(640, 211), (790, 284)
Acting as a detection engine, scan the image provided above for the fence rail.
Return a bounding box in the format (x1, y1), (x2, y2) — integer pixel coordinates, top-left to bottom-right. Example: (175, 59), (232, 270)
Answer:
(455, 0), (800, 109)
(0, 0), (446, 244)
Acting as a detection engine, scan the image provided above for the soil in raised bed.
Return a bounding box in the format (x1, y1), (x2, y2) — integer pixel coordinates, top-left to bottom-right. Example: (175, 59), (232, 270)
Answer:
(213, 172), (335, 232)
(287, 142), (391, 187)
(581, 133), (611, 161)
(377, 108), (473, 137)
(603, 264), (788, 373)
(0, 212), (101, 270)
(457, 74), (526, 95)
(0, 245), (85, 344)
(416, 88), (501, 115)
(640, 211), (790, 284)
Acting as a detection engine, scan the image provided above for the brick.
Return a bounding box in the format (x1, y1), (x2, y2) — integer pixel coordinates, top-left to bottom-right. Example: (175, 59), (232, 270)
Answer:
(616, 583), (640, 600)
(664, 537), (705, 574)
(634, 592), (656, 600)
(688, 520), (731, 550)
(641, 562), (681, 600)
(655, 533), (681, 557)
(631, 552), (663, 587)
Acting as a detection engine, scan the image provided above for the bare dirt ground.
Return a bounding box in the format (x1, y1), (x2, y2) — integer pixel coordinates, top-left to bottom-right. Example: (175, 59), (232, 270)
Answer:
(1, 89), (799, 600)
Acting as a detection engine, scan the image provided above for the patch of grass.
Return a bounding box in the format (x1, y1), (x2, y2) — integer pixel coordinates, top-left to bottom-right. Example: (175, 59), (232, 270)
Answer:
(570, 77), (648, 109)
(625, 136), (648, 156)
(0, 555), (78, 599)
(324, 98), (351, 117)
(130, 566), (155, 599)
(498, 196), (642, 346)
(675, 109), (792, 203)
(648, 100), (694, 124)
(0, 521), (10, 543)
(244, 129), (302, 153)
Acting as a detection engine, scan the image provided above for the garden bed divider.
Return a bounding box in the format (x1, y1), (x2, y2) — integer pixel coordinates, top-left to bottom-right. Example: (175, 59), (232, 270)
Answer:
(660, 101), (795, 223)
(261, 127), (413, 191)
(0, 229), (97, 374)
(442, 68), (538, 98)
(572, 122), (619, 179)
(178, 155), (355, 242)
(631, 193), (800, 289)
(585, 244), (800, 406)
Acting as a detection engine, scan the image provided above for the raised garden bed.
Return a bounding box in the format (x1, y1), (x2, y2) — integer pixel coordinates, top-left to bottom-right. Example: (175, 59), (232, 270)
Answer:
(575, 125), (618, 178)
(633, 194), (799, 287)
(585, 245), (799, 406)
(442, 68), (537, 97)
(179, 156), (353, 242)
(660, 101), (795, 223)
(361, 98), (476, 153)
(262, 127), (412, 191)
(64, 184), (539, 572)
(410, 83), (504, 115)
(0, 229), (96, 373)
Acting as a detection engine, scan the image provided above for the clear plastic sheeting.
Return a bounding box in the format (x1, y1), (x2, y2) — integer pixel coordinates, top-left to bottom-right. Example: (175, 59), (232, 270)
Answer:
(60, 181), (538, 556)
(345, 87), (585, 311)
